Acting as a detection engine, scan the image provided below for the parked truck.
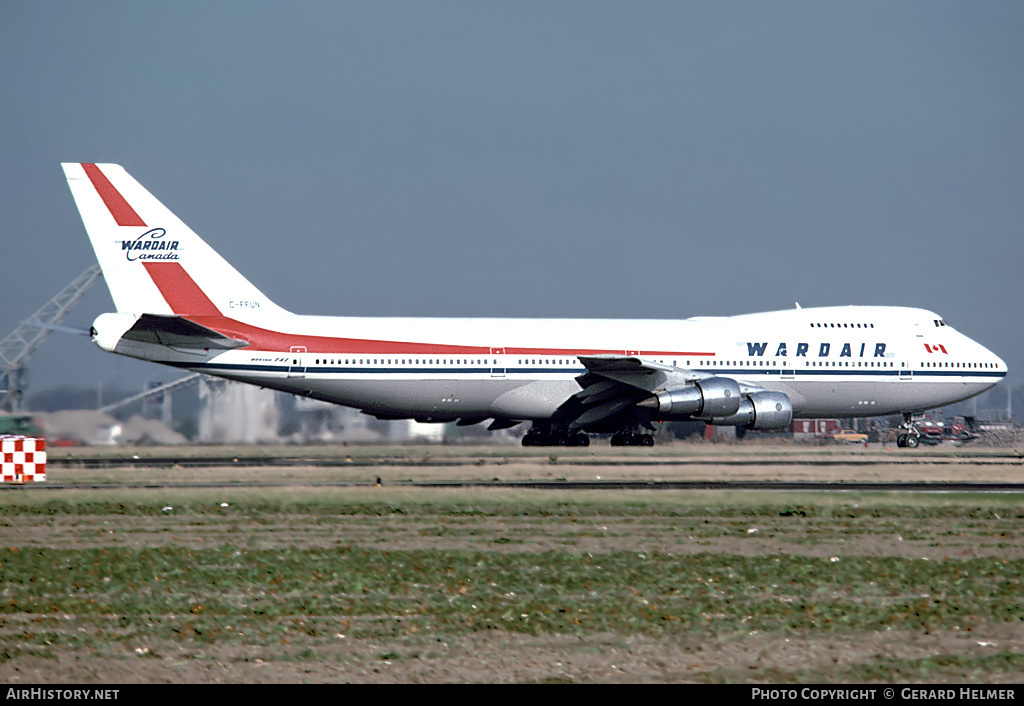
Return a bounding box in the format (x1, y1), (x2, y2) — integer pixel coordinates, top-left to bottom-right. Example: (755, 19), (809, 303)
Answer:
(913, 416), (980, 445)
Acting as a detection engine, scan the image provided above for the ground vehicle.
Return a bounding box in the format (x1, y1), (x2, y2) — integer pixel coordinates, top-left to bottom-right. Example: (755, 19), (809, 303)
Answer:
(946, 416), (980, 442)
(915, 420), (946, 445)
(898, 416), (981, 446)
(829, 429), (868, 444)
(0, 414), (42, 437)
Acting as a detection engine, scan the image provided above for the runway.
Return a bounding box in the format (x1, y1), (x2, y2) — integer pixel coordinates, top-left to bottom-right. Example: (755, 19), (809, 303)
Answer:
(6, 479), (1024, 492)
(48, 449), (1024, 470)
(6, 443), (1024, 492)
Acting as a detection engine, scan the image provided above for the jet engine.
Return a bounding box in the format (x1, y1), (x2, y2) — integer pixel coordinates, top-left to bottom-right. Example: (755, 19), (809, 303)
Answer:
(709, 391), (793, 430)
(637, 377), (742, 419)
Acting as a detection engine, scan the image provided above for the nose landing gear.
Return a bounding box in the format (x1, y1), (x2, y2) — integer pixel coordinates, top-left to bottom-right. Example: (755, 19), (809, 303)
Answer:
(895, 412), (922, 448)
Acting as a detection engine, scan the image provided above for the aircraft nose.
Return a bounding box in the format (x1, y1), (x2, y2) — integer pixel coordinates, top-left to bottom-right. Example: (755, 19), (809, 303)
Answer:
(995, 351), (1008, 375)
(982, 343), (1007, 377)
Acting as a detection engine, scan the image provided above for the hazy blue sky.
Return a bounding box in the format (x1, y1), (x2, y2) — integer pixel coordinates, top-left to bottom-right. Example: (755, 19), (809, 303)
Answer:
(2, 1), (1022, 409)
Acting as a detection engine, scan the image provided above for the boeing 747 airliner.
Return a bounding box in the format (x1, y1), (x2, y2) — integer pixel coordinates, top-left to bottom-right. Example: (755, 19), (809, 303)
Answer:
(64, 163), (1007, 447)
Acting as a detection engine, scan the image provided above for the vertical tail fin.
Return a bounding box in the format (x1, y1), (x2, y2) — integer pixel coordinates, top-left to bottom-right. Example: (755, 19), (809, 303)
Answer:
(62, 163), (286, 319)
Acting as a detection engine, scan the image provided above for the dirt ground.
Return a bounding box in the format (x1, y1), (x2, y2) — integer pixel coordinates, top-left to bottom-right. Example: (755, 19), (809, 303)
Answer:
(5, 626), (1024, 684)
(5, 497), (1024, 561)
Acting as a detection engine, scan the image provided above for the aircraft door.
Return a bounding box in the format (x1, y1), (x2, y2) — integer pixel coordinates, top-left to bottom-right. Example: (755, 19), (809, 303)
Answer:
(490, 348), (505, 378)
(288, 346), (307, 378)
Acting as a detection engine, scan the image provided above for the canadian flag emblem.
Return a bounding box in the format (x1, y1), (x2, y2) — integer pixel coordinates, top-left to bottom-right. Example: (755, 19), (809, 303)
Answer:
(924, 343), (948, 354)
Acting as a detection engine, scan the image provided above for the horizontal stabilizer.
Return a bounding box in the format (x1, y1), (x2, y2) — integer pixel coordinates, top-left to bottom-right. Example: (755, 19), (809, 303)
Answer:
(120, 314), (248, 350)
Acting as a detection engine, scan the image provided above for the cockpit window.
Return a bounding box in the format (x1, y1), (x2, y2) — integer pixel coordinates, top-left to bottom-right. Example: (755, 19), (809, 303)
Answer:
(933, 319), (947, 327)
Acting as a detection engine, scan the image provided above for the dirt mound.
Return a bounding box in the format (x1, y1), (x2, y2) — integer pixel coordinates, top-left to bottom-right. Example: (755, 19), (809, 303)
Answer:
(35, 410), (187, 445)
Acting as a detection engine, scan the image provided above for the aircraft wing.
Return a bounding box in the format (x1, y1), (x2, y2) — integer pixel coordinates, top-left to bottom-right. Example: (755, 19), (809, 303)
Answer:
(576, 354), (702, 390)
(117, 314), (248, 350)
(577, 354), (765, 393)
(575, 354), (677, 375)
(550, 355), (691, 431)
(559, 354), (765, 431)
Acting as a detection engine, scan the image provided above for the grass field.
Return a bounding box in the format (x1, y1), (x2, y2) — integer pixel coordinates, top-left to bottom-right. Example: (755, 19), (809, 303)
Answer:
(2, 470), (1024, 683)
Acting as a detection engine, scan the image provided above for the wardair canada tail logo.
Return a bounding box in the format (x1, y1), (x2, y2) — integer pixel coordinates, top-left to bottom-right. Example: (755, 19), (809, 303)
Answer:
(121, 228), (180, 261)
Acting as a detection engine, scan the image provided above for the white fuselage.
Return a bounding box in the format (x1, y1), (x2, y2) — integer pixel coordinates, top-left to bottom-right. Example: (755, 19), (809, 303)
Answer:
(106, 304), (1006, 423)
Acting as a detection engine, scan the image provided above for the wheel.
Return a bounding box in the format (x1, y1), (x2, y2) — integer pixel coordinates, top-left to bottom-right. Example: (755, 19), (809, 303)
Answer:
(610, 433), (623, 447)
(523, 433), (542, 447)
(905, 434), (919, 448)
(622, 433), (637, 446)
(572, 433), (590, 447)
(896, 434), (907, 448)
(640, 434), (654, 447)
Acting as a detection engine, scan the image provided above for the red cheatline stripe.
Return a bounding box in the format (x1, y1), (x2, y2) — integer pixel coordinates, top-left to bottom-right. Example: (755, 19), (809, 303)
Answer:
(81, 163), (147, 227)
(177, 315), (714, 357)
(142, 263), (222, 317)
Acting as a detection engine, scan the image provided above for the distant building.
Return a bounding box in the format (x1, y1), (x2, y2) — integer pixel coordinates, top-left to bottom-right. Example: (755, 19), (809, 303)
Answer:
(198, 379), (279, 443)
(791, 419), (840, 439)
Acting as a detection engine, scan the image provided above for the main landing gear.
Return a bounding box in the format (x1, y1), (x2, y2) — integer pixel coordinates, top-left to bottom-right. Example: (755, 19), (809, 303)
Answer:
(896, 412), (922, 448)
(610, 430), (654, 447)
(521, 424), (590, 447)
(521, 422), (657, 447)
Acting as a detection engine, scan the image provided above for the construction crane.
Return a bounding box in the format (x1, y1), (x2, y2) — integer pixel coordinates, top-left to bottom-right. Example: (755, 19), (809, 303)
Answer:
(97, 373), (204, 423)
(0, 264), (102, 412)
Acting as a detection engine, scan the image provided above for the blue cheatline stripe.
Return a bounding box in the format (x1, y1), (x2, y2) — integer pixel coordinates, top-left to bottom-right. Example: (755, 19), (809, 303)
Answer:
(908, 370), (1007, 378)
(164, 360), (1006, 381)
(695, 367), (1005, 379)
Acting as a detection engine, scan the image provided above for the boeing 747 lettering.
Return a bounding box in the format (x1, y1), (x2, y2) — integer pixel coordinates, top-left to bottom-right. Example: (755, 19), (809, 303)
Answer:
(64, 163), (1007, 447)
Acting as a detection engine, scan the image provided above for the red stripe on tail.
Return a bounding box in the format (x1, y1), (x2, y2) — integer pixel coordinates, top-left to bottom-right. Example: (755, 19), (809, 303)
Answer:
(81, 163), (147, 227)
(142, 263), (222, 316)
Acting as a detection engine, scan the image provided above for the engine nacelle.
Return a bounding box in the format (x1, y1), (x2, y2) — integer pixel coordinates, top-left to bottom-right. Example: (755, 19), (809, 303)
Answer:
(710, 391), (793, 430)
(641, 377), (742, 419)
(693, 377), (743, 418)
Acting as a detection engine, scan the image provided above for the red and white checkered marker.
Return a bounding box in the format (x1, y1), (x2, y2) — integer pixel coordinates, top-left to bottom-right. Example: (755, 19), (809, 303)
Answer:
(1, 436), (46, 483)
